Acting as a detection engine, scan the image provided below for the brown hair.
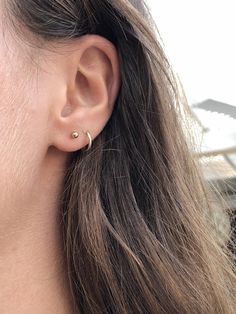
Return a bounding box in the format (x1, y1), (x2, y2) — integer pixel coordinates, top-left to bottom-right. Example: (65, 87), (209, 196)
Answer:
(5, 0), (236, 313)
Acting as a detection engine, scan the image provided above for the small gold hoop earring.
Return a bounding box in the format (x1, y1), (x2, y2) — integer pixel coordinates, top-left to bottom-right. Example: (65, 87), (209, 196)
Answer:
(83, 130), (92, 151)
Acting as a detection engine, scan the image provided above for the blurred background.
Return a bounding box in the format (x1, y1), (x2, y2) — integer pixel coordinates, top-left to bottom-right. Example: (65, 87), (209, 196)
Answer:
(147, 0), (236, 246)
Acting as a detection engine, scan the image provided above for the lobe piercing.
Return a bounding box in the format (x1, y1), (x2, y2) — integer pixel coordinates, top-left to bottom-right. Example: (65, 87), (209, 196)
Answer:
(71, 131), (79, 139)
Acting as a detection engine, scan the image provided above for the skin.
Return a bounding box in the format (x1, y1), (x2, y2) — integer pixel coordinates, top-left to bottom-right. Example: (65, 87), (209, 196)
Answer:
(0, 10), (121, 314)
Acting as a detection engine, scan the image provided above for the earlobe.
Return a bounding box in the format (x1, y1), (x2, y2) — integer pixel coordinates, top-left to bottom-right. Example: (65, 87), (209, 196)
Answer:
(50, 34), (121, 153)
(71, 130), (93, 151)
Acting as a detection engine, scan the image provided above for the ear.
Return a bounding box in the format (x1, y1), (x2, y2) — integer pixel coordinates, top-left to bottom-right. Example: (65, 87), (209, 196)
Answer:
(47, 34), (121, 152)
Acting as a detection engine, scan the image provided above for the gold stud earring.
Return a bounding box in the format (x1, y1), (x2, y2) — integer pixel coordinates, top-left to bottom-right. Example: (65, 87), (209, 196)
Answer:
(71, 131), (79, 139)
(71, 130), (93, 151)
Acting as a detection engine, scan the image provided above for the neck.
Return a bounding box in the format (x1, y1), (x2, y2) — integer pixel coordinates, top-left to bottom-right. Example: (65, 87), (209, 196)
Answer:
(0, 147), (74, 313)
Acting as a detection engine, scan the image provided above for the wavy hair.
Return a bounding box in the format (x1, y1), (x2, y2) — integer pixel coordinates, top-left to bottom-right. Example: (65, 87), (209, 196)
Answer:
(5, 0), (236, 313)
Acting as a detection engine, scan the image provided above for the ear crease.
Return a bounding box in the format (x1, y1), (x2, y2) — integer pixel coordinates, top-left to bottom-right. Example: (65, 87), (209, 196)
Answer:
(75, 71), (93, 105)
(79, 46), (105, 70)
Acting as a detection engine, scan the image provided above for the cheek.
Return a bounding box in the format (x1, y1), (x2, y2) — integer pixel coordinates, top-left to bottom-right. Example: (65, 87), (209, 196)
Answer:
(0, 57), (48, 210)
(0, 63), (26, 162)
